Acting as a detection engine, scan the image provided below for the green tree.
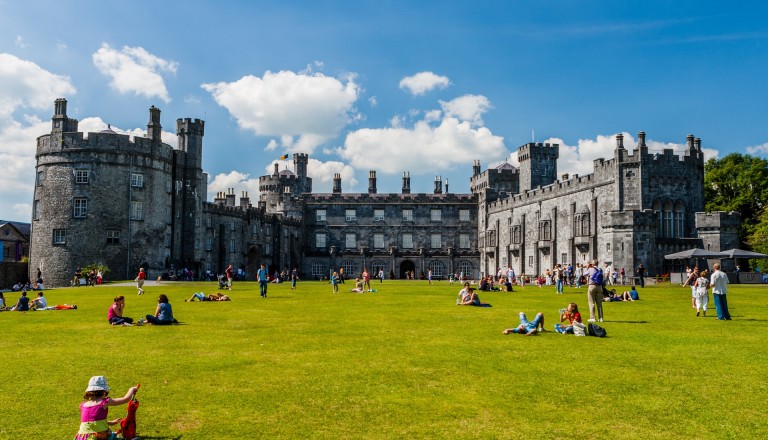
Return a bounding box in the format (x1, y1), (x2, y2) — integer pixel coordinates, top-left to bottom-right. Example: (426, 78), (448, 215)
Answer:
(747, 207), (768, 271)
(704, 153), (768, 240)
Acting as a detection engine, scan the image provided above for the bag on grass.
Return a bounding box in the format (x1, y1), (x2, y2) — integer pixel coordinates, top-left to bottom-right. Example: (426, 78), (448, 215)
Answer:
(573, 321), (587, 337)
(588, 323), (607, 337)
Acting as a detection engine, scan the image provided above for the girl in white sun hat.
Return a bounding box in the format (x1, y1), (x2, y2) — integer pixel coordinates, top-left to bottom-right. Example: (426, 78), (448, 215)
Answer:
(74, 376), (138, 440)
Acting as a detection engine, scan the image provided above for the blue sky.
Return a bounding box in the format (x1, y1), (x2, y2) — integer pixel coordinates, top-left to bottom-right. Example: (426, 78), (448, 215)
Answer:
(2, 1), (768, 222)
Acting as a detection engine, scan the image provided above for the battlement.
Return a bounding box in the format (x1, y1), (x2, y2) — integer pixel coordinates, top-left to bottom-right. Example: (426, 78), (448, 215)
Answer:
(517, 142), (560, 161)
(304, 192), (477, 205)
(695, 211), (742, 230)
(176, 118), (205, 136)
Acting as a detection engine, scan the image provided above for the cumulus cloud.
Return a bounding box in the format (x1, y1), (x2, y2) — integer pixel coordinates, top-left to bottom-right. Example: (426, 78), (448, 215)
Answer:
(78, 117), (177, 147)
(338, 95), (504, 174)
(15, 36), (28, 48)
(202, 70), (361, 153)
(399, 71), (451, 96)
(207, 171), (261, 201)
(92, 43), (177, 103)
(305, 158), (358, 192)
(440, 95), (491, 126)
(0, 53), (76, 220)
(746, 142), (768, 156)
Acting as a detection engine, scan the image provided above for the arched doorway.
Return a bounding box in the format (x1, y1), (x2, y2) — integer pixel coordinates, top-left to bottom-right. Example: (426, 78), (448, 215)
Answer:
(246, 247), (261, 281)
(400, 260), (415, 279)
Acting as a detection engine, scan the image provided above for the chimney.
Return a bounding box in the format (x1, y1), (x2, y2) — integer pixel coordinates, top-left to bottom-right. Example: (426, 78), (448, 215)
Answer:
(434, 176), (443, 194)
(402, 172), (411, 194)
(616, 133), (624, 149)
(147, 105), (162, 143)
(694, 137), (702, 151)
(214, 191), (226, 205)
(225, 188), (236, 207)
(273, 163), (279, 175)
(332, 173), (342, 194)
(240, 191), (250, 210)
(638, 131), (646, 147)
(473, 160), (481, 176)
(368, 170), (377, 194)
(686, 134), (695, 150)
(445, 178), (449, 194)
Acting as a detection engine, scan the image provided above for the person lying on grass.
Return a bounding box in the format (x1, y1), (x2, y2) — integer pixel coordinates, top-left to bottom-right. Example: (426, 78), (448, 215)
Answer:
(186, 292), (231, 302)
(503, 312), (545, 336)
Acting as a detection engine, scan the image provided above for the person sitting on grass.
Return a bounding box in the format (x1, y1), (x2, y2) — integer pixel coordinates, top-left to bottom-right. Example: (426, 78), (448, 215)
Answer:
(555, 303), (582, 334)
(350, 278), (365, 293)
(11, 291), (30, 311)
(603, 289), (622, 302)
(108, 296), (133, 326)
(457, 283), (490, 306)
(503, 312), (545, 336)
(29, 292), (48, 310)
(140, 294), (176, 325)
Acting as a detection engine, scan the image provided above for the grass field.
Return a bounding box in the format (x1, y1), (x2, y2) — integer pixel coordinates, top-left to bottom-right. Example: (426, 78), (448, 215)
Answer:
(1, 279), (766, 439)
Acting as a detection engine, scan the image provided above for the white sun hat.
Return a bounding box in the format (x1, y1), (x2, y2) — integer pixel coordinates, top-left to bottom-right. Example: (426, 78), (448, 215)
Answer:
(85, 375), (110, 392)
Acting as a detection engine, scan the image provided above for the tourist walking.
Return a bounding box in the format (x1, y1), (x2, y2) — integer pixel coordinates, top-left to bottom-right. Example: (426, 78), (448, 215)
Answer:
(710, 264), (731, 320)
(257, 263), (268, 298)
(135, 268), (146, 295)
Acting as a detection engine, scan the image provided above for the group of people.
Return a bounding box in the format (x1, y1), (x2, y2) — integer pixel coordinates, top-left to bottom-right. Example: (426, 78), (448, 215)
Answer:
(1, 291), (77, 311)
(682, 263), (731, 320)
(108, 294), (177, 326)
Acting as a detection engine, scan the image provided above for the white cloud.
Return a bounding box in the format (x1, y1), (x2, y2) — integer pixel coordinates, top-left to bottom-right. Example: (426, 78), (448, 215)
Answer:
(0, 54), (76, 220)
(207, 171), (261, 201)
(15, 36), (28, 48)
(78, 117), (178, 148)
(399, 71), (451, 96)
(202, 70), (361, 153)
(746, 143), (768, 156)
(305, 158), (358, 192)
(440, 95), (491, 126)
(368, 96), (378, 107)
(92, 43), (177, 103)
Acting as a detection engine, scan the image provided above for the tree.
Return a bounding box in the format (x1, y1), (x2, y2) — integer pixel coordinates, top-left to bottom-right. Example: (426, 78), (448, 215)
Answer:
(704, 153), (768, 241)
(747, 207), (768, 272)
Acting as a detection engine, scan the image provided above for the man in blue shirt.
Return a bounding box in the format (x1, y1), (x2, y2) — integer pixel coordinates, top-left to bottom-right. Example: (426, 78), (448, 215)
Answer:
(503, 312), (545, 336)
(257, 264), (268, 298)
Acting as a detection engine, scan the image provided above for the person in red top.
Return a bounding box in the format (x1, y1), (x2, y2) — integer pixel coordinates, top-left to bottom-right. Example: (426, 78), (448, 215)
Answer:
(225, 264), (234, 290)
(555, 302), (582, 334)
(135, 268), (146, 295)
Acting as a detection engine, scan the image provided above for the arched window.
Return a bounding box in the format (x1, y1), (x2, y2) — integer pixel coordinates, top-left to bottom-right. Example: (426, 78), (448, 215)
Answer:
(341, 260), (357, 278)
(429, 260), (445, 278)
(310, 261), (325, 277)
(370, 260), (386, 276)
(457, 261), (473, 279)
(674, 201), (685, 238)
(652, 200), (663, 236)
(663, 201), (674, 238)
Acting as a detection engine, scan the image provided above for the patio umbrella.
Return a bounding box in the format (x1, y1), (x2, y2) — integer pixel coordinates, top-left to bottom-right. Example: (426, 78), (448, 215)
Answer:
(663, 248), (725, 260)
(718, 248), (768, 259)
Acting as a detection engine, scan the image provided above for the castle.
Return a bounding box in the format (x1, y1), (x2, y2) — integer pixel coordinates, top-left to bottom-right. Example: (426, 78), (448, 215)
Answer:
(30, 100), (738, 286)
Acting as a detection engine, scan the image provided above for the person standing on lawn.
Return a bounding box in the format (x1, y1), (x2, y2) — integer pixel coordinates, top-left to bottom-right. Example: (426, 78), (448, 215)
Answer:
(257, 264), (268, 298)
(710, 263), (731, 320)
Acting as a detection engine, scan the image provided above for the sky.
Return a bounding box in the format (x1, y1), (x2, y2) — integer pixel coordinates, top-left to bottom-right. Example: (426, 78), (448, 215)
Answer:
(1, 0), (768, 222)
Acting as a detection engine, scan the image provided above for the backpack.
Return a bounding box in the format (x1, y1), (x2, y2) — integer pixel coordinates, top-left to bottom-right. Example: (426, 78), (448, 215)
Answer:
(588, 323), (607, 337)
(589, 268), (604, 285)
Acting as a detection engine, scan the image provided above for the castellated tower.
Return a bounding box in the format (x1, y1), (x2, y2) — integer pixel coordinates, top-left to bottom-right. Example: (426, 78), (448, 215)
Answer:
(30, 100), (180, 286)
(517, 142), (559, 192)
(174, 117), (206, 265)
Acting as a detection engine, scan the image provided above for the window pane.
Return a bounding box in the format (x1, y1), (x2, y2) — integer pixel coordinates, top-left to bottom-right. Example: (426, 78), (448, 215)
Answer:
(402, 233), (413, 249)
(374, 209), (385, 221)
(346, 209), (356, 221)
(431, 234), (441, 249)
(459, 209), (470, 221)
(316, 209), (326, 221)
(431, 209), (441, 221)
(346, 233), (356, 249)
(402, 209), (413, 221)
(316, 233), (326, 248)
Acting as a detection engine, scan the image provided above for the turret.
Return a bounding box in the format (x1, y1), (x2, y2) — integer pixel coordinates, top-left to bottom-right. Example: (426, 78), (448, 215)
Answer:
(473, 160), (481, 177)
(51, 98), (78, 133)
(148, 106), (162, 144)
(517, 142), (559, 192)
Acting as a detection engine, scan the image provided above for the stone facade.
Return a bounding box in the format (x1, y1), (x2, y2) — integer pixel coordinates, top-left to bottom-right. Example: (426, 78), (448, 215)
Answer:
(473, 132), (740, 278)
(30, 99), (736, 286)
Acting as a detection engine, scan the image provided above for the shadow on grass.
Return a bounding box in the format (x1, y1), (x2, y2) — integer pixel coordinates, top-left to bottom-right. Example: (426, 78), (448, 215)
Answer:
(137, 436), (183, 440)
(605, 320), (650, 324)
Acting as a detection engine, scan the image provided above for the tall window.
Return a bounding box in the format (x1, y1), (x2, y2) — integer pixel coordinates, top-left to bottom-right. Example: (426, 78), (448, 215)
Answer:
(316, 233), (327, 248)
(575, 213), (590, 236)
(402, 209), (413, 222)
(36, 171), (45, 185)
(402, 233), (413, 249)
(459, 234), (470, 249)
(33, 200), (40, 221)
(131, 173), (144, 188)
(341, 260), (356, 277)
(374, 209), (385, 221)
(663, 201), (674, 238)
(431, 233), (442, 249)
(73, 198), (88, 218)
(345, 233), (356, 249)
(373, 233), (385, 249)
(206, 237), (213, 251)
(512, 225), (522, 244)
(311, 261), (325, 277)
(316, 209), (327, 222)
(561, 253), (568, 264)
(431, 209), (442, 221)
(459, 209), (470, 221)
(539, 220), (552, 240)
(107, 229), (120, 244)
(652, 200), (663, 236)
(131, 201), (143, 220)
(53, 229), (66, 244)
(75, 169), (89, 184)
(195, 239), (200, 250)
(674, 202), (685, 238)
(229, 239), (235, 252)
(345, 209), (356, 222)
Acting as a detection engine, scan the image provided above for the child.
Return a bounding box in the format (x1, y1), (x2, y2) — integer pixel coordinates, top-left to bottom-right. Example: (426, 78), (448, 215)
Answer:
(75, 376), (138, 440)
(331, 271), (339, 293)
(694, 270), (709, 317)
(555, 303), (582, 334)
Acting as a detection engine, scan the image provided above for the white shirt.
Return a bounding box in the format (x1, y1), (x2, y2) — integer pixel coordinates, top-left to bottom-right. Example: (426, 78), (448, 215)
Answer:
(710, 270), (729, 295)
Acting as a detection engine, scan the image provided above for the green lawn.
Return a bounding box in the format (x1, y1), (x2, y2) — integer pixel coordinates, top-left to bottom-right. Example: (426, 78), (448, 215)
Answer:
(1, 280), (766, 439)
